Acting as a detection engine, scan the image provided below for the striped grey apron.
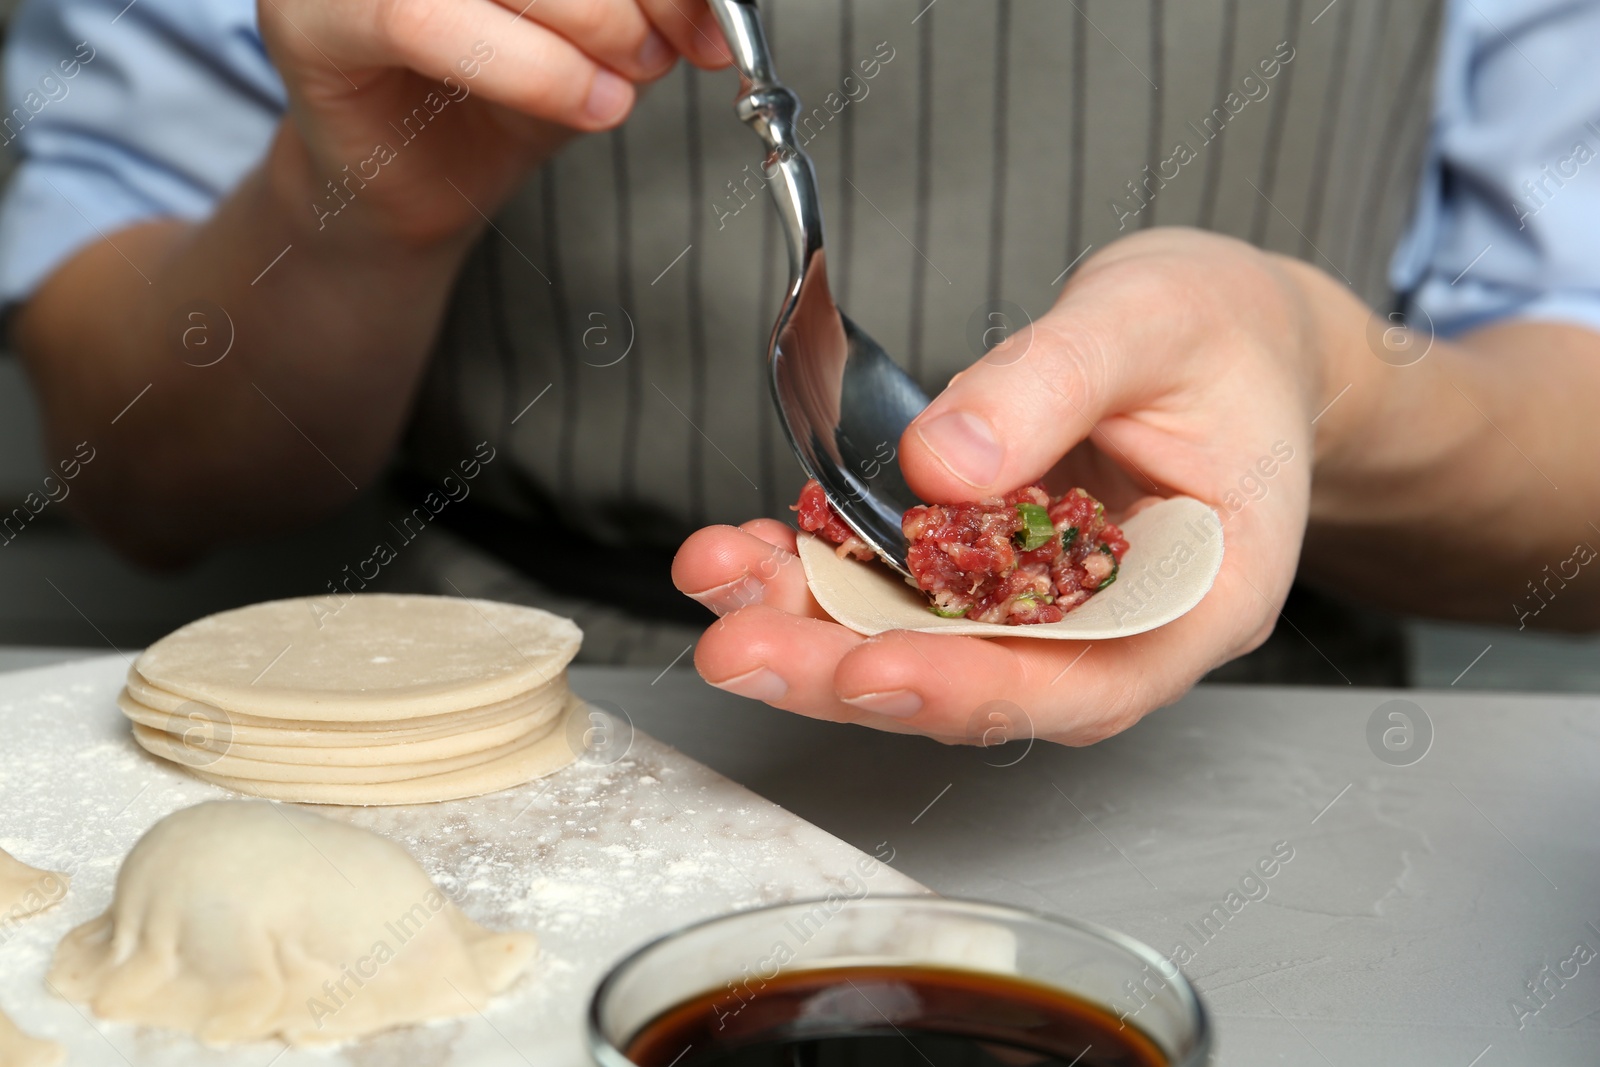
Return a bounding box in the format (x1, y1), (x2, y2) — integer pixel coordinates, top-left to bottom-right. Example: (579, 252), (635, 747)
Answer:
(395, 0), (1444, 675)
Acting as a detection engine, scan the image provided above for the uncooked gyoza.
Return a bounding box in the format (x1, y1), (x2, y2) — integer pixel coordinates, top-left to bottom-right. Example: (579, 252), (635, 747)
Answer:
(48, 801), (537, 1046)
(0, 848), (67, 924)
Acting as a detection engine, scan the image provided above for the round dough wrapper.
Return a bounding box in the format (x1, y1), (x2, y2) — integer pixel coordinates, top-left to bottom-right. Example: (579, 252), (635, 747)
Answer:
(133, 594), (581, 721)
(188, 698), (585, 806)
(47, 801), (537, 1047)
(798, 495), (1224, 639)
(0, 1007), (62, 1067)
(122, 667), (564, 740)
(118, 685), (566, 764)
(131, 712), (561, 784)
(0, 848), (68, 922)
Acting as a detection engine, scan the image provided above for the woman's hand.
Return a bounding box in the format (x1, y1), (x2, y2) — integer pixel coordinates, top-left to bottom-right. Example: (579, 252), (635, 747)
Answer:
(258, 0), (729, 247)
(673, 228), (1331, 745)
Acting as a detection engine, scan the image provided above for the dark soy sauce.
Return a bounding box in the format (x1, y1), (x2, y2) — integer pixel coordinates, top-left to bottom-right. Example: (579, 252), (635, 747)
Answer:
(623, 965), (1169, 1067)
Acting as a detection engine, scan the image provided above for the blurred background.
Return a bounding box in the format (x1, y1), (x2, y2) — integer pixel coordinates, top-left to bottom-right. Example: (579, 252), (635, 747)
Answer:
(1, 4), (1597, 689)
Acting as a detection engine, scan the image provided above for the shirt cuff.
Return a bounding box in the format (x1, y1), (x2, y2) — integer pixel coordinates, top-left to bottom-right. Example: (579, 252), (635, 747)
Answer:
(0, 159), (181, 311)
(1410, 276), (1600, 341)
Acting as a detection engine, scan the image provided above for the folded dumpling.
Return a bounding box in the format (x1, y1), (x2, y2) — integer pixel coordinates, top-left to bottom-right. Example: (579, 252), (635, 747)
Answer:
(0, 848), (67, 922)
(47, 801), (537, 1046)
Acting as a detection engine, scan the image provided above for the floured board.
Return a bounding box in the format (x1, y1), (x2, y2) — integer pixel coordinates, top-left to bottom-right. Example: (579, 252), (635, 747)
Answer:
(0, 655), (926, 1066)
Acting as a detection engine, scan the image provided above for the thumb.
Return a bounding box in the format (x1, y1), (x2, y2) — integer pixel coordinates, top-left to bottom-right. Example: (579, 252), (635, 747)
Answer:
(899, 297), (1146, 502)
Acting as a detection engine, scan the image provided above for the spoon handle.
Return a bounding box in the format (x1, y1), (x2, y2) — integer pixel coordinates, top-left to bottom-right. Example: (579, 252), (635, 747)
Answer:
(705, 0), (824, 288)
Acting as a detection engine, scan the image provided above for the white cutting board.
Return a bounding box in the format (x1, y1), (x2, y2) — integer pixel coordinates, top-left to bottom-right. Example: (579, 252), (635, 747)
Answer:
(0, 655), (926, 1066)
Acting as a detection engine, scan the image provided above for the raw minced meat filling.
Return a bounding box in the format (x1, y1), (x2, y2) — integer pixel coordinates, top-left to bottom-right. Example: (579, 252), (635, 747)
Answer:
(794, 479), (1128, 625)
(793, 479), (876, 562)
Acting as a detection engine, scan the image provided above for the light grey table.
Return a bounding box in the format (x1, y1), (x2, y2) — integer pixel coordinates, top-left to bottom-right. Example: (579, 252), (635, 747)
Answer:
(7, 650), (1597, 1066)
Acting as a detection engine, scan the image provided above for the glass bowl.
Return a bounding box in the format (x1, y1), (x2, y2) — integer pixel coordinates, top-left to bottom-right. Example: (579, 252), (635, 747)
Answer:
(588, 895), (1211, 1066)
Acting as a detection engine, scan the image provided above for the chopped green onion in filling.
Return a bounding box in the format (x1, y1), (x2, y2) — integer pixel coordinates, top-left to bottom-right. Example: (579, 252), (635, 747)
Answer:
(1013, 503), (1054, 551)
(929, 604), (970, 618)
(1062, 526), (1079, 549)
(1096, 543), (1120, 589)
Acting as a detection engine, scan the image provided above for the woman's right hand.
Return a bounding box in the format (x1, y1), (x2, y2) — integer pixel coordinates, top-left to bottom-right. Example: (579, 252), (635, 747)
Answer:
(257, 0), (730, 247)
(16, 1), (728, 565)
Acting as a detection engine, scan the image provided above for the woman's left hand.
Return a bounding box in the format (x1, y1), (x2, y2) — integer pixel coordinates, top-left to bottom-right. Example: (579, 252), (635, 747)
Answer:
(673, 228), (1336, 745)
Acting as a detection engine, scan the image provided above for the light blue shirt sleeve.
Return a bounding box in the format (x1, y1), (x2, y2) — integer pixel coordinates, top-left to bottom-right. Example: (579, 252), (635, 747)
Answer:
(0, 0), (284, 308)
(1392, 0), (1600, 338)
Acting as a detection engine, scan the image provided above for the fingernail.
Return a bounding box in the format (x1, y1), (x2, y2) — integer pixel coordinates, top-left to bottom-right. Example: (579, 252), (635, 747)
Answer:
(711, 667), (787, 702)
(584, 69), (633, 124)
(916, 411), (1002, 488)
(842, 690), (924, 718)
(636, 30), (671, 70)
(687, 573), (765, 616)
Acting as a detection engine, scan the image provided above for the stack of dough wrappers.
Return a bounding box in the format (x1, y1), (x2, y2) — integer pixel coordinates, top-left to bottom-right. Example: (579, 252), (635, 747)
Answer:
(117, 594), (585, 805)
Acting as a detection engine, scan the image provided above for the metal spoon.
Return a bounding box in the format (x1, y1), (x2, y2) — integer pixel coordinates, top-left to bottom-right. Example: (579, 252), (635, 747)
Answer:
(707, 0), (929, 577)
